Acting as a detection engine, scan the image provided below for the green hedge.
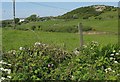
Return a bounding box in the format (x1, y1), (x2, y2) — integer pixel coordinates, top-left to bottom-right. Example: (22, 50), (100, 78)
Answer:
(2, 42), (120, 80)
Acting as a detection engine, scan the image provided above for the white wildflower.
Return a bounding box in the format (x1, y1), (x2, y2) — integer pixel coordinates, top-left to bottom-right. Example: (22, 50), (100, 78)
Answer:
(19, 47), (23, 50)
(117, 74), (120, 76)
(83, 45), (87, 48)
(42, 44), (46, 46)
(112, 70), (115, 73)
(1, 77), (5, 80)
(0, 60), (3, 64)
(105, 69), (108, 73)
(113, 58), (116, 60)
(119, 50), (120, 53)
(90, 47), (93, 50)
(71, 75), (74, 78)
(110, 54), (114, 56)
(114, 61), (118, 64)
(11, 50), (16, 55)
(7, 69), (11, 74)
(8, 64), (11, 66)
(107, 68), (112, 71)
(74, 50), (79, 55)
(4, 69), (8, 72)
(0, 67), (4, 71)
(7, 76), (11, 79)
(2, 62), (7, 65)
(113, 50), (116, 53)
(115, 53), (119, 55)
(35, 42), (41, 46)
(110, 57), (113, 60)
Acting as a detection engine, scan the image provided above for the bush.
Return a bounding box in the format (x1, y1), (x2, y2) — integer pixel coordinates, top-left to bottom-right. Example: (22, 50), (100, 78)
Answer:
(3, 42), (73, 80)
(2, 42), (120, 80)
(83, 26), (92, 31)
(31, 25), (36, 31)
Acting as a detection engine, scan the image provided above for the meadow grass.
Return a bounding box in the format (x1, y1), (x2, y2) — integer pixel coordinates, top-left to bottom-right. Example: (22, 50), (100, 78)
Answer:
(2, 29), (118, 51)
(17, 17), (118, 33)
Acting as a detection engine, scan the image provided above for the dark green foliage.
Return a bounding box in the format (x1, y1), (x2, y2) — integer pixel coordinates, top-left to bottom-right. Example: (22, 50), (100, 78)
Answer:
(57, 5), (118, 19)
(2, 20), (13, 28)
(25, 14), (39, 22)
(15, 18), (20, 24)
(58, 6), (102, 19)
(3, 43), (73, 80)
(31, 25), (36, 31)
(2, 42), (120, 80)
(83, 26), (92, 31)
(44, 25), (78, 33)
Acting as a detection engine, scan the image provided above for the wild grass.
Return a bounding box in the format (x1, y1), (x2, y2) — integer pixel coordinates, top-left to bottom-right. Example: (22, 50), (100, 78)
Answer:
(2, 29), (118, 51)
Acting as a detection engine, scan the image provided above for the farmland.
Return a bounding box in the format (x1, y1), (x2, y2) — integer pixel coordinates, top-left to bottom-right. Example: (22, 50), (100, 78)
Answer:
(1, 4), (120, 81)
(2, 29), (118, 51)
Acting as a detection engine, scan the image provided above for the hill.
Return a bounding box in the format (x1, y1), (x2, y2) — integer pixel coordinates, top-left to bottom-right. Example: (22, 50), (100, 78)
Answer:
(57, 5), (118, 19)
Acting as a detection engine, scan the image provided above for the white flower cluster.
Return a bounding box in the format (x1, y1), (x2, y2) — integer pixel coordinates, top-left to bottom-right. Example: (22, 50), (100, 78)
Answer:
(0, 60), (11, 81)
(19, 47), (25, 51)
(105, 67), (115, 73)
(0, 60), (11, 66)
(34, 42), (46, 47)
(110, 50), (119, 64)
(0, 67), (11, 74)
(73, 48), (79, 55)
(91, 41), (99, 46)
(35, 42), (41, 46)
(8, 50), (16, 55)
(83, 45), (87, 48)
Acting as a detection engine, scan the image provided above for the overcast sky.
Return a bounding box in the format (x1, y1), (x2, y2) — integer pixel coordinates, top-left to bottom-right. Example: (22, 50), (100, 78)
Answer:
(1, 1), (119, 20)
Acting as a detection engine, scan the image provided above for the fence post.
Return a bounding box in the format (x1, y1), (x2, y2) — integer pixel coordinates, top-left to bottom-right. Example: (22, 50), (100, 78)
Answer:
(78, 23), (84, 48)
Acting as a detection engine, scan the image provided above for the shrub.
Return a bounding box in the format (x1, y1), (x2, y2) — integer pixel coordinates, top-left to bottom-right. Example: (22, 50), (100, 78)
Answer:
(2, 42), (120, 80)
(31, 25), (36, 31)
(83, 26), (92, 31)
(3, 42), (73, 80)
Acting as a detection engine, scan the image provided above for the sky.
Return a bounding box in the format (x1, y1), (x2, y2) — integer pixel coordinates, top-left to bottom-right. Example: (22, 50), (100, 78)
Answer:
(1, 0), (120, 2)
(1, 2), (119, 20)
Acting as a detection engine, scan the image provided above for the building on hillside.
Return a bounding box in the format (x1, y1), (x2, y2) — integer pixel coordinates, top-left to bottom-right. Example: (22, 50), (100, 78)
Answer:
(19, 18), (25, 22)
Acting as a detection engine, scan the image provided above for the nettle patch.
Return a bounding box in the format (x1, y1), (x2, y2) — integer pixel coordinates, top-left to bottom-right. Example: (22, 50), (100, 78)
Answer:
(2, 41), (120, 80)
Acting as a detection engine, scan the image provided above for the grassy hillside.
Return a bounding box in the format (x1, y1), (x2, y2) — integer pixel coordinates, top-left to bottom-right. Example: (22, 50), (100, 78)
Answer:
(14, 17), (118, 33)
(58, 5), (118, 19)
(2, 5), (118, 51)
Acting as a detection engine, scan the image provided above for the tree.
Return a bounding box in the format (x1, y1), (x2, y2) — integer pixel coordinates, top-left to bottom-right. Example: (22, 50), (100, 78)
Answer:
(15, 18), (20, 24)
(25, 14), (39, 22)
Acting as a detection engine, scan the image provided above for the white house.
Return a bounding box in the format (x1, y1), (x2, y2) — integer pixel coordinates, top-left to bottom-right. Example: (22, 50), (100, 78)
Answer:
(19, 18), (25, 22)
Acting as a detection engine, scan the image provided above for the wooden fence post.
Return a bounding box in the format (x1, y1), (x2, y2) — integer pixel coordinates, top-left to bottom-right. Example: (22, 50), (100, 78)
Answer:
(78, 23), (84, 48)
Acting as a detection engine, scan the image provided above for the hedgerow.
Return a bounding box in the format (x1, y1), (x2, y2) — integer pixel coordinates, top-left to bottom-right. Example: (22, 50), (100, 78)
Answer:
(1, 41), (120, 81)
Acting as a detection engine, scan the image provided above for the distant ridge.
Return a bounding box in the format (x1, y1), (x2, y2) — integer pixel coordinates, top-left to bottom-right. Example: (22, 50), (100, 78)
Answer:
(57, 5), (118, 19)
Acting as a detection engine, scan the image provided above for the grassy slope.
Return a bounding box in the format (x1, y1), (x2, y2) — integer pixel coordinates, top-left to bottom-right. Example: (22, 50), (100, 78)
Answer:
(17, 10), (118, 33)
(2, 29), (118, 51)
(2, 7), (118, 51)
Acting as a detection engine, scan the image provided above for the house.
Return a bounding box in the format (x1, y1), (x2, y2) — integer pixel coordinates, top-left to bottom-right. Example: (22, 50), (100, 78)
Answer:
(19, 18), (25, 22)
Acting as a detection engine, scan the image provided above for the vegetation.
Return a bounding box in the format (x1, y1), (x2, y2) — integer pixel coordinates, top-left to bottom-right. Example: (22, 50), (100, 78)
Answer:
(1, 5), (119, 81)
(25, 14), (39, 22)
(57, 5), (118, 19)
(2, 29), (118, 52)
(2, 42), (120, 80)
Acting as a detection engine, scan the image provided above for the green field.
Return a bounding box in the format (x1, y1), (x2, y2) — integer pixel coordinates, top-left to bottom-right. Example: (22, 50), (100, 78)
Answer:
(2, 29), (118, 51)
(2, 6), (118, 51)
(16, 18), (118, 33)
